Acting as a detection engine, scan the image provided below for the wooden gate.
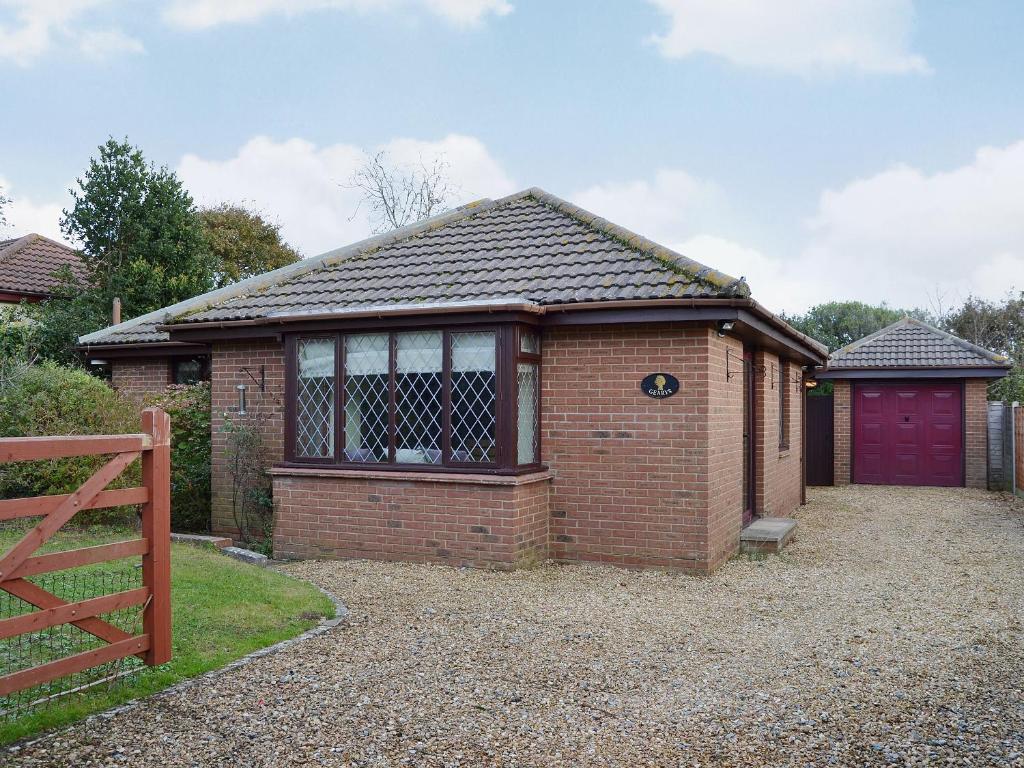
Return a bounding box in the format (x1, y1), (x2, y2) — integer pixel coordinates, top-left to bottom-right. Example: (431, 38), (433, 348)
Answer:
(0, 408), (171, 697)
(806, 394), (834, 486)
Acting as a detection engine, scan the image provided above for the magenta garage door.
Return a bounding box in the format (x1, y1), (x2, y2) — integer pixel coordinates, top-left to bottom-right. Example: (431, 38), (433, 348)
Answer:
(853, 382), (963, 487)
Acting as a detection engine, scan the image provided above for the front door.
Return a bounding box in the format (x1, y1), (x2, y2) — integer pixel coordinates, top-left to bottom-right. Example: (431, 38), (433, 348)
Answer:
(742, 349), (756, 525)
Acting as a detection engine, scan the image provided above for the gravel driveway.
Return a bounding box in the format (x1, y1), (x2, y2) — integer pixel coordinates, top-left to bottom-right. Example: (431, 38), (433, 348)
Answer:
(8, 486), (1024, 767)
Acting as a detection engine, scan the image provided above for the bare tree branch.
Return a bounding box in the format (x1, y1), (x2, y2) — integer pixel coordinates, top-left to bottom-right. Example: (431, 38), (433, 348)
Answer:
(344, 151), (457, 233)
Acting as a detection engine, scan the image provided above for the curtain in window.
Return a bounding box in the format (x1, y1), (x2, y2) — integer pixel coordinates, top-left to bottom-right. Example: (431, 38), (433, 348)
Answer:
(296, 339), (335, 458)
(451, 331), (497, 463)
(345, 334), (389, 462)
(395, 331), (442, 464)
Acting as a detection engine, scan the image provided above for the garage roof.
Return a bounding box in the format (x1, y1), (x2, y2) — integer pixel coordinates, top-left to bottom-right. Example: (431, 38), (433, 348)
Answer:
(820, 318), (1012, 378)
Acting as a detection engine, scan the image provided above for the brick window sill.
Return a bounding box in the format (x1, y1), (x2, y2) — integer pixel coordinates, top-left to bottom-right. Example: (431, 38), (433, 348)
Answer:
(269, 465), (553, 486)
(778, 447), (791, 458)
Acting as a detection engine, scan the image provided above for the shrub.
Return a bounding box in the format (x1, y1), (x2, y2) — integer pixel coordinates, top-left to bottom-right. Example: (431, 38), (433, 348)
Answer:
(144, 384), (212, 533)
(0, 363), (139, 520)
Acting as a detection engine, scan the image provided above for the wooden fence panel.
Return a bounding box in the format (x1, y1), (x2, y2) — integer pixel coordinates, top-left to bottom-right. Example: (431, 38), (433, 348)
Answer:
(0, 407), (172, 698)
(1015, 405), (1023, 496)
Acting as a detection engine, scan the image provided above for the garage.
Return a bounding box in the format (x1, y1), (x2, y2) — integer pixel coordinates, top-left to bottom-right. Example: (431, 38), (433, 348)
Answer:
(812, 318), (1011, 489)
(852, 381), (962, 486)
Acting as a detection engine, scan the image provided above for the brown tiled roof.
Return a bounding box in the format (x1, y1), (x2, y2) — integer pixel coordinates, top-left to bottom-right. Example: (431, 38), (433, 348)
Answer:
(0, 234), (83, 297)
(827, 318), (1011, 370)
(80, 187), (751, 347)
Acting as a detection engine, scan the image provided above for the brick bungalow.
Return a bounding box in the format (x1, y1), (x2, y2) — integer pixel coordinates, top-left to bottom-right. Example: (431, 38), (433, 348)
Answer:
(815, 318), (1010, 488)
(79, 188), (827, 572)
(0, 234), (83, 305)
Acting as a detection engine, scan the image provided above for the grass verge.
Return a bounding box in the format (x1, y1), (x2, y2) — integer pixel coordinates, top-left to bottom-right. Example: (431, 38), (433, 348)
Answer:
(0, 525), (334, 745)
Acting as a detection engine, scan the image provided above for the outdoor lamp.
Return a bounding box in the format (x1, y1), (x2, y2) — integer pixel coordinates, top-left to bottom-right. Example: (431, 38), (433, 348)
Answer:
(717, 320), (735, 337)
(236, 383), (248, 415)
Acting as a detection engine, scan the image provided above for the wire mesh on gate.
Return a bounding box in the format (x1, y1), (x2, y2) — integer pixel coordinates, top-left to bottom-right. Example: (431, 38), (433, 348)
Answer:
(0, 561), (146, 721)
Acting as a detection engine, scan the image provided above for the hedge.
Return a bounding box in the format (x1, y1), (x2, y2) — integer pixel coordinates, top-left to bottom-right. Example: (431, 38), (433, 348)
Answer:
(0, 364), (212, 532)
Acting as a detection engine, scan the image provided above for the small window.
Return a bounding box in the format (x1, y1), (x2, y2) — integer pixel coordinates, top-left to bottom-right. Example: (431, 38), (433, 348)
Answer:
(778, 360), (790, 450)
(172, 356), (210, 385)
(451, 331), (497, 463)
(520, 329), (540, 355)
(296, 339), (335, 459)
(517, 362), (539, 464)
(395, 331), (443, 464)
(344, 333), (389, 462)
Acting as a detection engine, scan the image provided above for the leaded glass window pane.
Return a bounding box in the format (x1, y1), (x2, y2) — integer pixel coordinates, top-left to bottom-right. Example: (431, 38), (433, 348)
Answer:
(344, 333), (389, 462)
(396, 331), (442, 464)
(451, 331), (497, 463)
(520, 330), (540, 354)
(296, 339), (335, 458)
(517, 362), (539, 464)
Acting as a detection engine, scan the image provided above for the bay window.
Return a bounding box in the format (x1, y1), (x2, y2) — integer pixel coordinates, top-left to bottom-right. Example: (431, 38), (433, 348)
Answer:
(285, 325), (541, 472)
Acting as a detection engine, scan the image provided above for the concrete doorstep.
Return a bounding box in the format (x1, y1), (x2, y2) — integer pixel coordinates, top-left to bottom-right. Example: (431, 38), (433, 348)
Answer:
(739, 518), (797, 555)
(170, 532), (233, 549)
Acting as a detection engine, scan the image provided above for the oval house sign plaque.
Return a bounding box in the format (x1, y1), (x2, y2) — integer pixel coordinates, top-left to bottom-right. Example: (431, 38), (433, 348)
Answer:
(641, 373), (679, 399)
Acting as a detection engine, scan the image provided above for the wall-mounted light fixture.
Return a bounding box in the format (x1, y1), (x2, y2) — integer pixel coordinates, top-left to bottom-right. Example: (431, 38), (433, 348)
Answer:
(88, 359), (108, 366)
(804, 379), (819, 390)
(236, 384), (248, 415)
(717, 320), (735, 337)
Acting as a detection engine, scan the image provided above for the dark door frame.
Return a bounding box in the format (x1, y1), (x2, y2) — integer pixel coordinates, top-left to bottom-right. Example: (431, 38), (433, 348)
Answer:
(742, 348), (757, 525)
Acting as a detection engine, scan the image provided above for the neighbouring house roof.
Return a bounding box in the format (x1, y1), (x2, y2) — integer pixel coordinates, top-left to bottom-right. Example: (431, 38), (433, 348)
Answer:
(80, 187), (822, 360)
(0, 234), (83, 298)
(821, 318), (1012, 376)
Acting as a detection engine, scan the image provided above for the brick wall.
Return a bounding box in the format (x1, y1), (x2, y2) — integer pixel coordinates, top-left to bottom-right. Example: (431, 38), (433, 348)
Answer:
(215, 324), (808, 572)
(210, 340), (286, 535)
(965, 378), (989, 489)
(272, 469), (550, 569)
(706, 332), (744, 569)
(110, 358), (168, 398)
(751, 350), (803, 518)
(543, 323), (738, 572)
(833, 380), (852, 485)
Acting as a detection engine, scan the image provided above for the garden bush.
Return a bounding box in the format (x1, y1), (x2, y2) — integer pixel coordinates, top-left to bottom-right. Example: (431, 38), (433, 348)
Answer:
(144, 384), (212, 533)
(0, 362), (139, 519)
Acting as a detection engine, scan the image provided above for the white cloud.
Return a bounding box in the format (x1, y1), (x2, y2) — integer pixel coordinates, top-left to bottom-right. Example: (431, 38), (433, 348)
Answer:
(176, 134), (517, 255)
(572, 169), (727, 246)
(0, 178), (70, 244)
(647, 0), (929, 75)
(800, 140), (1024, 310)
(571, 144), (1024, 316)
(572, 170), (806, 312)
(162, 0), (511, 30)
(77, 27), (144, 59)
(0, 0), (142, 66)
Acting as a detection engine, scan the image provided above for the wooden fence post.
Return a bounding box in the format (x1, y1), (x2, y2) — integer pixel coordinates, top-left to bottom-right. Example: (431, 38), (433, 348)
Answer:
(141, 407), (172, 666)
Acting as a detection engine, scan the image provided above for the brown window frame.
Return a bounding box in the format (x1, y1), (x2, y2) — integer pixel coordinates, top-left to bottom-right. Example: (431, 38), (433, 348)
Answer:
(778, 359), (791, 451)
(283, 323), (544, 475)
(170, 355), (211, 386)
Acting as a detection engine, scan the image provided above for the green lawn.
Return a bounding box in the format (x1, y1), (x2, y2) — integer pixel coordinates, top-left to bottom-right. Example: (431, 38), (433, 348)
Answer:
(0, 524), (334, 745)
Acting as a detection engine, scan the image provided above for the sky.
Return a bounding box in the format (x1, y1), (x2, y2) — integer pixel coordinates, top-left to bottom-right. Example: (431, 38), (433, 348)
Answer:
(1, 0), (1022, 316)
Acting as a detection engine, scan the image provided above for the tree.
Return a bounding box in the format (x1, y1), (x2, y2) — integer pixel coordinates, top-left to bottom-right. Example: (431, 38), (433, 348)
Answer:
(0, 184), (9, 228)
(60, 137), (214, 321)
(943, 293), (1024, 402)
(346, 150), (455, 233)
(198, 204), (301, 289)
(783, 301), (933, 352)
